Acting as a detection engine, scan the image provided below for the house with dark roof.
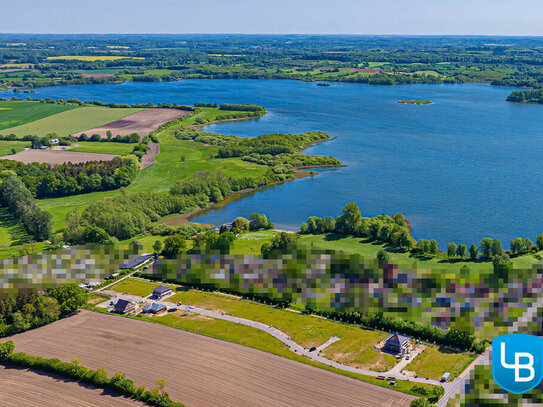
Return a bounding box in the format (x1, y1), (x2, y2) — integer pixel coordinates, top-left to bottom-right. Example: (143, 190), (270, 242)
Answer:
(383, 333), (411, 355)
(120, 254), (154, 270)
(142, 302), (167, 314)
(152, 285), (173, 299)
(114, 299), (136, 315)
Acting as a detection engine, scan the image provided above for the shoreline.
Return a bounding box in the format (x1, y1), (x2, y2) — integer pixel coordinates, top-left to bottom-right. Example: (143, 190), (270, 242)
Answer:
(162, 168), (329, 227)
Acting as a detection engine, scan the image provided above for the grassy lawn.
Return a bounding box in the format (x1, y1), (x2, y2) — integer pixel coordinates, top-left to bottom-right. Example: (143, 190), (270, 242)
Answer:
(0, 100), (79, 130)
(2, 106), (143, 137)
(0, 208), (31, 247)
(298, 233), (541, 271)
(37, 116), (268, 232)
(229, 230), (278, 254)
(0, 140), (31, 156)
(110, 278), (175, 297)
(408, 345), (477, 381)
(87, 292), (111, 305)
(69, 141), (135, 155)
(135, 283), (395, 371)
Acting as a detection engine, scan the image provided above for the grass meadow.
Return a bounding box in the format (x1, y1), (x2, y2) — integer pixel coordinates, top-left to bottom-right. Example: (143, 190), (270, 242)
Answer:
(0, 100), (78, 130)
(2, 106), (143, 137)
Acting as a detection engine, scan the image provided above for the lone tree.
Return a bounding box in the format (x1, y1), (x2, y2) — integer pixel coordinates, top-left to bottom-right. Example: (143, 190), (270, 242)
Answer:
(152, 239), (163, 257)
(469, 243), (478, 261)
(162, 235), (186, 258)
(447, 243), (457, 258)
(456, 244), (467, 259)
(537, 234), (543, 251)
(376, 249), (390, 265)
(429, 239), (438, 255)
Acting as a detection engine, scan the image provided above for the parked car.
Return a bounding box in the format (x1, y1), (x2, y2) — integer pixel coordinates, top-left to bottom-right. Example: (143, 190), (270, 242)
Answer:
(309, 346), (317, 352)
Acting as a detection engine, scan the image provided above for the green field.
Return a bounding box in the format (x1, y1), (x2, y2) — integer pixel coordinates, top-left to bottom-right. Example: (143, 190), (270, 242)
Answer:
(69, 141), (135, 155)
(0, 140), (31, 156)
(2, 106), (143, 137)
(297, 233), (542, 271)
(0, 100), (79, 130)
(408, 345), (476, 381)
(37, 109), (268, 232)
(111, 278), (176, 297)
(0, 208), (31, 247)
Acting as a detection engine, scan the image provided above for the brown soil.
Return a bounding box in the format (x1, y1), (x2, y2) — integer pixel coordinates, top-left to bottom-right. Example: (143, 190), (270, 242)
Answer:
(0, 149), (120, 164)
(8, 310), (414, 407)
(0, 365), (145, 407)
(72, 108), (191, 139)
(140, 142), (158, 169)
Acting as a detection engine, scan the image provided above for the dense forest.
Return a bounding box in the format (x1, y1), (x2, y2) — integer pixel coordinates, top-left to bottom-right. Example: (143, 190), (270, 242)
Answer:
(0, 155), (139, 198)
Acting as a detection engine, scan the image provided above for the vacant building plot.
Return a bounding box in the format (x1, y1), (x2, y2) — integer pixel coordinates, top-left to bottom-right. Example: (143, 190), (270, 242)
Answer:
(0, 149), (120, 164)
(71, 108), (191, 139)
(0, 366), (145, 407)
(2, 106), (143, 137)
(8, 310), (414, 407)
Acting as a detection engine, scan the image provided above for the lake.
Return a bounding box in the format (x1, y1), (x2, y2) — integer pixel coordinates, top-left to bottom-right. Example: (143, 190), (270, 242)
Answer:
(3, 79), (542, 247)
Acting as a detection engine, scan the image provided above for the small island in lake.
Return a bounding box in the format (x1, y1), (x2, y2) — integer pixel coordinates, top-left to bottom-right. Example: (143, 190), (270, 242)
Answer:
(397, 99), (433, 105)
(317, 82), (332, 87)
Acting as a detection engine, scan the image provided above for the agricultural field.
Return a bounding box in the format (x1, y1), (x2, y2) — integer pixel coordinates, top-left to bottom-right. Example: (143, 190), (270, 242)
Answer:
(71, 108), (191, 139)
(1, 106), (143, 137)
(7, 310), (416, 407)
(0, 149), (120, 164)
(0, 365), (145, 407)
(0, 100), (78, 130)
(37, 114), (268, 232)
(68, 141), (135, 155)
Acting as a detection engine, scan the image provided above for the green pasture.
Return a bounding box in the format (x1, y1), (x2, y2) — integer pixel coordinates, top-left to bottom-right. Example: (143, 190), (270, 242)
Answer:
(0, 140), (31, 156)
(2, 106), (143, 137)
(69, 141), (135, 155)
(0, 100), (79, 131)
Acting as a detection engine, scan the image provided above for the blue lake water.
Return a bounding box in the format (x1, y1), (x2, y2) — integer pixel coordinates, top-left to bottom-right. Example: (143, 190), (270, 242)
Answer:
(3, 79), (543, 247)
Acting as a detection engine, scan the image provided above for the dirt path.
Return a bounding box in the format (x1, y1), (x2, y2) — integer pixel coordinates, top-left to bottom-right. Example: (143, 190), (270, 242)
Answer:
(140, 142), (158, 169)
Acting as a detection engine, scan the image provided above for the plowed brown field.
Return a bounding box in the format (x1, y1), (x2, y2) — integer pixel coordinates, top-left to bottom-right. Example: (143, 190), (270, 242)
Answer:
(0, 365), (145, 407)
(72, 108), (191, 139)
(6, 310), (415, 407)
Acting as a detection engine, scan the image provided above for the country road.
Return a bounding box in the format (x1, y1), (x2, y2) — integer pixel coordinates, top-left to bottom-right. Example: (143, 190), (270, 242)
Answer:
(98, 290), (447, 388)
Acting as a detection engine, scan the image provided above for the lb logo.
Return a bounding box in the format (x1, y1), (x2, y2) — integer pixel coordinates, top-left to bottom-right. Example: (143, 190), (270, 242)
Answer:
(492, 334), (543, 394)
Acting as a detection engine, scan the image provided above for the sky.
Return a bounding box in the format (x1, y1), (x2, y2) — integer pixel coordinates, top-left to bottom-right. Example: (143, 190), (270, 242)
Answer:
(1, 0), (542, 36)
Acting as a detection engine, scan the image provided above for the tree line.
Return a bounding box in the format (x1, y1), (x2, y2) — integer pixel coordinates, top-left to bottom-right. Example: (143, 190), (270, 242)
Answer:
(0, 175), (52, 240)
(0, 285), (88, 337)
(299, 203), (414, 250)
(0, 155), (139, 198)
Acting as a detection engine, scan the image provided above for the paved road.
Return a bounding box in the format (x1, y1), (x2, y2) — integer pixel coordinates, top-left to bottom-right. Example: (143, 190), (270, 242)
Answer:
(436, 292), (543, 406)
(97, 291), (445, 388)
